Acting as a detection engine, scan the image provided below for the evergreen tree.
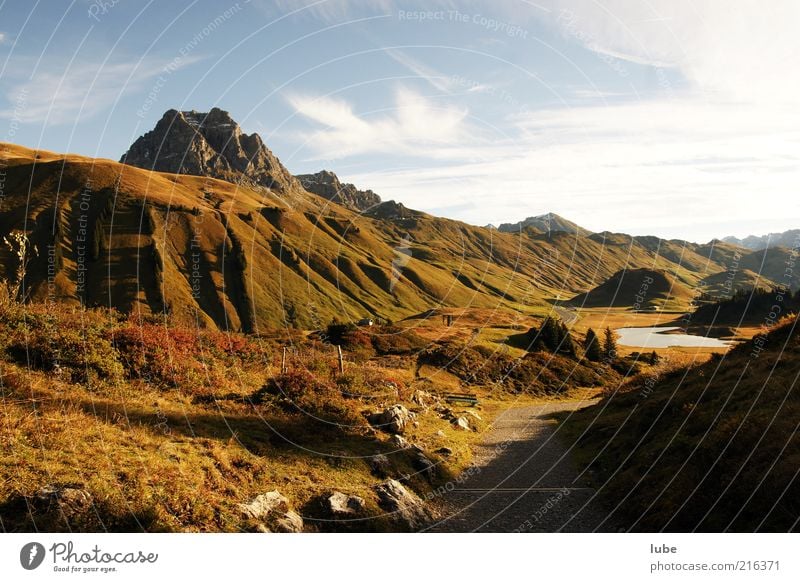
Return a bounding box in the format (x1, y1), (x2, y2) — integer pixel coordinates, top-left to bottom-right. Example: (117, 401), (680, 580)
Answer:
(584, 328), (602, 361)
(648, 350), (660, 365)
(603, 327), (617, 360)
(557, 320), (577, 356)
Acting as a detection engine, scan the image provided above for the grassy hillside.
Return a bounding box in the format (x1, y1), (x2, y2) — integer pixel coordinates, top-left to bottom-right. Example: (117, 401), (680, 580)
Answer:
(692, 287), (800, 326)
(0, 143), (745, 331)
(566, 315), (800, 531)
(0, 293), (615, 532)
(567, 268), (695, 310)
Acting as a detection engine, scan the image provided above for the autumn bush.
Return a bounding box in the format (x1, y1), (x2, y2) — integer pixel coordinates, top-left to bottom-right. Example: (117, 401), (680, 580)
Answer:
(370, 325), (428, 355)
(258, 369), (366, 429)
(1, 306), (124, 385)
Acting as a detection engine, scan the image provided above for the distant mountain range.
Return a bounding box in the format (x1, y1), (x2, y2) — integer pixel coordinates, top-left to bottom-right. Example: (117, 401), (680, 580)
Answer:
(723, 229), (800, 251)
(0, 107), (796, 330)
(488, 212), (591, 236)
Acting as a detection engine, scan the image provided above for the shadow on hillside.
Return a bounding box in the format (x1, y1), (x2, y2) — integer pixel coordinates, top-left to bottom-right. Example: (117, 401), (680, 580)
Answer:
(71, 395), (458, 483)
(73, 397), (381, 457)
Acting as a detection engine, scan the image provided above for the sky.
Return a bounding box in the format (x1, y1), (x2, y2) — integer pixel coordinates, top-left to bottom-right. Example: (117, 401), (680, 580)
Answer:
(0, 0), (798, 243)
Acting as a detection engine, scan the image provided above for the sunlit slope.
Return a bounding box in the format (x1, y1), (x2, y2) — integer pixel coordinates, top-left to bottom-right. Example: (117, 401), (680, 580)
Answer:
(0, 143), (740, 329)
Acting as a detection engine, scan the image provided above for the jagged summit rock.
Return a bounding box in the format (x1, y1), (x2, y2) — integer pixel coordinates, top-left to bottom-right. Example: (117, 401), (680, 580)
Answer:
(296, 170), (381, 212)
(120, 107), (300, 192)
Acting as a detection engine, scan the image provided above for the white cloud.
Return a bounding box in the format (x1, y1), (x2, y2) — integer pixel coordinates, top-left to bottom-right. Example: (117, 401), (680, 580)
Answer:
(0, 55), (202, 124)
(540, 0), (800, 103)
(287, 87), (468, 158)
(342, 95), (800, 241)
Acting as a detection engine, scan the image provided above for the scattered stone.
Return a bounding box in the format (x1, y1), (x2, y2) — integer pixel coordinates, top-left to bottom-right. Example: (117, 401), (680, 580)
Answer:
(436, 447), (454, 457)
(453, 416), (471, 431)
(239, 491), (288, 520)
(412, 452), (437, 481)
(238, 490), (304, 532)
(391, 434), (411, 449)
(435, 430), (446, 438)
(374, 479), (430, 530)
(411, 389), (436, 408)
(435, 405), (455, 421)
(324, 491), (366, 517)
(274, 510), (304, 533)
(370, 405), (416, 434)
(465, 410), (483, 421)
(33, 484), (93, 519)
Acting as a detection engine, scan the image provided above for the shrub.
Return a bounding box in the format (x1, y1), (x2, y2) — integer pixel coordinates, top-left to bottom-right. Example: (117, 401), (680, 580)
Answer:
(370, 326), (428, 355)
(3, 308), (124, 385)
(259, 369), (365, 429)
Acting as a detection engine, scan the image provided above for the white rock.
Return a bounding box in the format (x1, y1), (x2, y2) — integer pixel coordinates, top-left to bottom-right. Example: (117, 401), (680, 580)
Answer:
(465, 410), (482, 421)
(453, 416), (470, 431)
(238, 491), (288, 521)
(325, 491), (366, 517)
(372, 405), (416, 434)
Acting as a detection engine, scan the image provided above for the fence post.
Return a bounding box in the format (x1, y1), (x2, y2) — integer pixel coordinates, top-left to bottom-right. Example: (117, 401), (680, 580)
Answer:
(281, 347), (287, 374)
(337, 345), (344, 375)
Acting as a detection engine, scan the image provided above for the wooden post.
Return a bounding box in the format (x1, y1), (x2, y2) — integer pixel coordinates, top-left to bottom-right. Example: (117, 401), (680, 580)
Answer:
(337, 345), (344, 375)
(281, 347), (287, 374)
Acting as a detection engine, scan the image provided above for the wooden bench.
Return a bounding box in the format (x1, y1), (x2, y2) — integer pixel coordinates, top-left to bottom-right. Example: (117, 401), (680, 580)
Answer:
(444, 392), (479, 406)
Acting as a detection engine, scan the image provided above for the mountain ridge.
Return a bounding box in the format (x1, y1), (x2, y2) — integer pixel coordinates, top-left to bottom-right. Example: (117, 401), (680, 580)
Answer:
(0, 108), (791, 330)
(297, 170), (382, 212)
(120, 107), (301, 193)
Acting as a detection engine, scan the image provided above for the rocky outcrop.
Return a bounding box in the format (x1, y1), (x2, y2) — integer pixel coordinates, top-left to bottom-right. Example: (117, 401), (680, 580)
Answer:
(370, 405), (416, 435)
(323, 491), (366, 517)
(238, 490), (304, 532)
(366, 200), (419, 221)
(453, 416), (471, 431)
(374, 479), (430, 530)
(121, 108), (301, 193)
(297, 170), (381, 212)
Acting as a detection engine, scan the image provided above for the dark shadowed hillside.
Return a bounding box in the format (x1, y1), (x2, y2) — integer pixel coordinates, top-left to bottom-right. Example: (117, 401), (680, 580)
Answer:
(567, 268), (695, 310)
(567, 315), (800, 531)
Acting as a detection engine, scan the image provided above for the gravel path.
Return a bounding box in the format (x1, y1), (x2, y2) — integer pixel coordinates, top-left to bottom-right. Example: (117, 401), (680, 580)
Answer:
(425, 400), (615, 532)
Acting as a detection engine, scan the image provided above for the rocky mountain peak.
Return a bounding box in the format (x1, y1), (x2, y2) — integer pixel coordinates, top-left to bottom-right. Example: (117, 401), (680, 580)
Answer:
(296, 170), (382, 212)
(495, 212), (591, 236)
(120, 108), (300, 193)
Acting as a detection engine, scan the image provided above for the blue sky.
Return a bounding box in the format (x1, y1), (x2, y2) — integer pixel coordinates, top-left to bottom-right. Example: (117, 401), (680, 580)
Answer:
(1, 0), (798, 242)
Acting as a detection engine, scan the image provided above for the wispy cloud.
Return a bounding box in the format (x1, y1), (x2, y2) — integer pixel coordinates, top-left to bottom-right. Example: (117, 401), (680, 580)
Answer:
(338, 95), (800, 241)
(287, 87), (468, 158)
(385, 48), (454, 93)
(0, 55), (202, 124)
(257, 0), (397, 21)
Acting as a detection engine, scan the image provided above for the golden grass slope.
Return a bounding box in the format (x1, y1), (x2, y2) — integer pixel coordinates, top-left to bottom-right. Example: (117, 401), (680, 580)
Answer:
(0, 142), (744, 329)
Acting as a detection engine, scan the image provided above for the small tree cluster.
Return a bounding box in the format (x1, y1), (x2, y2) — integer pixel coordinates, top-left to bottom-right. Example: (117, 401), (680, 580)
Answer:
(527, 316), (577, 356)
